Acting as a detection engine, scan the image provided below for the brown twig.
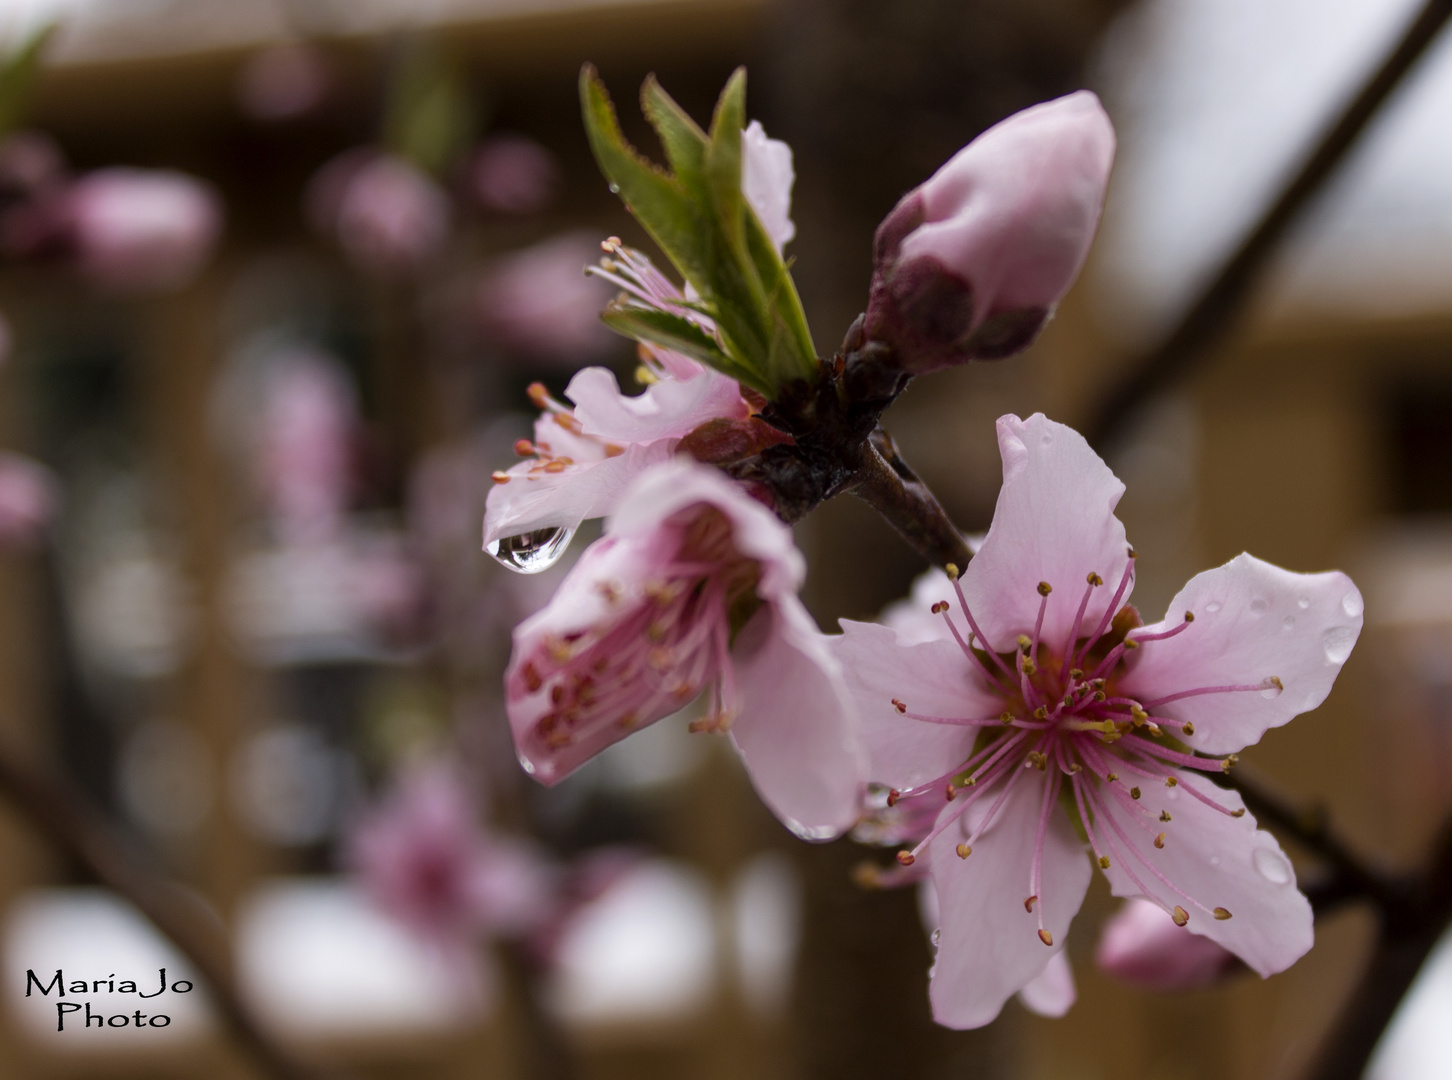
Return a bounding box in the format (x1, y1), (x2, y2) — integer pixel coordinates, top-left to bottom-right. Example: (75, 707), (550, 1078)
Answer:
(0, 738), (339, 1080)
(1083, 0), (1452, 452)
(848, 428), (973, 572)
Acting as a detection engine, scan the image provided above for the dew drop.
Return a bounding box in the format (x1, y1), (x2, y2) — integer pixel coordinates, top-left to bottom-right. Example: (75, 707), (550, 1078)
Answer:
(1209, 855), (1221, 868)
(1342, 592), (1364, 618)
(1249, 598), (1268, 615)
(1282, 615), (1295, 631)
(931, 928), (942, 948)
(1253, 846), (1292, 885)
(1205, 601), (1222, 613)
(487, 526), (575, 574)
(1323, 625), (1356, 664)
(608, 182), (620, 194)
(1041, 434), (1053, 445)
(1297, 596), (1311, 610)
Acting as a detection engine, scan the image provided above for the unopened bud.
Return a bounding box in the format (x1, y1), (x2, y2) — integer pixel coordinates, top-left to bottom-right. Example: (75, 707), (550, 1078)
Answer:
(863, 91), (1115, 374)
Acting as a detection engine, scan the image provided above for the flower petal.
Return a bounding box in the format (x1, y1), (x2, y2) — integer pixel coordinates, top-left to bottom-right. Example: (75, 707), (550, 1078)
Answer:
(1017, 948), (1076, 1018)
(926, 772), (1092, 1029)
(741, 120), (796, 252)
(731, 598), (865, 840)
(1095, 771), (1312, 977)
(607, 458), (804, 598)
(1117, 554), (1363, 755)
(832, 619), (999, 790)
(482, 440), (675, 546)
(567, 365), (747, 445)
(963, 414), (1132, 655)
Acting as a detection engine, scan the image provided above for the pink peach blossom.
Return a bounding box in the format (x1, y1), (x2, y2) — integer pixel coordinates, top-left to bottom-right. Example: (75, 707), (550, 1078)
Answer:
(866, 92), (1114, 372)
(831, 413), (1362, 1028)
(470, 134), (560, 215)
(1096, 896), (1239, 991)
(309, 150), (449, 275)
(347, 761), (554, 947)
(0, 451), (56, 547)
(505, 458), (864, 839)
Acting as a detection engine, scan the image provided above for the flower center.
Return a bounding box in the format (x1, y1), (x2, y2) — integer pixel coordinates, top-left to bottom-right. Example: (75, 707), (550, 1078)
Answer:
(888, 555), (1282, 943)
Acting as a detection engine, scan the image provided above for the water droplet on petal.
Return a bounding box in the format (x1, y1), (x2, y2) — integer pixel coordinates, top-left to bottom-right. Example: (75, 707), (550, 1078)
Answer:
(1342, 592), (1364, 618)
(487, 526), (575, 573)
(1323, 625), (1356, 664)
(1298, 596), (1311, 610)
(1205, 601), (1222, 613)
(1253, 846), (1292, 885)
(1041, 434), (1053, 445)
(931, 928), (941, 947)
(1282, 615), (1295, 631)
(1209, 855), (1220, 867)
(1249, 598), (1267, 615)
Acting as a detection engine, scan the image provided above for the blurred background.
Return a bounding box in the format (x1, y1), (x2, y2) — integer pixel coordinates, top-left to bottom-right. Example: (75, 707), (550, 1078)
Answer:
(0, 0), (1451, 1078)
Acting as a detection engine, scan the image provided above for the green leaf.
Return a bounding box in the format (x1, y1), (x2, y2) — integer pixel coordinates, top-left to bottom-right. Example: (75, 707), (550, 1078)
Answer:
(580, 66), (710, 287)
(0, 24), (55, 137)
(640, 75), (708, 195)
(600, 302), (769, 397)
(704, 69), (747, 254)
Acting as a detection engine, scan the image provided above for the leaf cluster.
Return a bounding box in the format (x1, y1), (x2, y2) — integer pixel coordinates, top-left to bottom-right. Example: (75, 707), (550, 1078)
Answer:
(580, 66), (818, 399)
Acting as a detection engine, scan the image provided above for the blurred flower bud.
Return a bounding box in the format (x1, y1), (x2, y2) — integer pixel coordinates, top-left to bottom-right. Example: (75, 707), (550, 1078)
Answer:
(308, 150), (449, 276)
(470, 134), (560, 215)
(0, 131), (64, 195)
(236, 43), (331, 122)
(0, 451), (57, 548)
(65, 168), (223, 293)
(1095, 897), (1239, 992)
(475, 231), (615, 364)
(864, 91), (1114, 373)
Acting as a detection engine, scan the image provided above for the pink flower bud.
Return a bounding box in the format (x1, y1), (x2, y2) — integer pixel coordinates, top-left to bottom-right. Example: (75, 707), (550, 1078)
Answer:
(65, 168), (223, 293)
(865, 91), (1114, 373)
(1095, 898), (1239, 992)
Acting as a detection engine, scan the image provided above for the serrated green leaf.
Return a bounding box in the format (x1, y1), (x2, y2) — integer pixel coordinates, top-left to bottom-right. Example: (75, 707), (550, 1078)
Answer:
(580, 66), (710, 287)
(0, 24), (54, 137)
(600, 302), (768, 396)
(640, 75), (708, 196)
(705, 69), (747, 254)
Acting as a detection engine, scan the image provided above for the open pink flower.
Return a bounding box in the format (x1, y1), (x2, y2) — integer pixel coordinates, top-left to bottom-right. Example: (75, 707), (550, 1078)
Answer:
(831, 413), (1362, 1028)
(866, 92), (1114, 372)
(483, 122), (799, 557)
(505, 458), (864, 839)
(1096, 896), (1239, 991)
(347, 761), (554, 947)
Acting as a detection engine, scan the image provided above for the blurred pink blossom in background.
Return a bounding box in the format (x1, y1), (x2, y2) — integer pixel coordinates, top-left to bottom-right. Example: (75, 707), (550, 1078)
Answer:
(0, 451), (57, 548)
(65, 168), (224, 292)
(470, 134), (560, 215)
(475, 232), (616, 363)
(1096, 896), (1239, 990)
(236, 43), (332, 122)
(309, 150), (450, 275)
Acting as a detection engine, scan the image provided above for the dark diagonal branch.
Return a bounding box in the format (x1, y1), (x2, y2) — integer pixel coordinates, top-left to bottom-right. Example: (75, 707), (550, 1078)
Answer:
(849, 428), (973, 572)
(0, 738), (340, 1080)
(1083, 0), (1452, 451)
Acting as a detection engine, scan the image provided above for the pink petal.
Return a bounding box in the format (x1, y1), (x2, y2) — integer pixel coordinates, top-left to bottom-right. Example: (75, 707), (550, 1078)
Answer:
(1116, 554), (1363, 755)
(731, 599), (866, 840)
(881, 566), (959, 645)
(482, 440), (676, 546)
(606, 458), (804, 599)
(1095, 897), (1236, 991)
(962, 414), (1132, 654)
(926, 772), (1092, 1029)
(832, 619), (998, 790)
(567, 365), (748, 445)
(1095, 771), (1312, 977)
(741, 120), (796, 252)
(1017, 948), (1076, 1017)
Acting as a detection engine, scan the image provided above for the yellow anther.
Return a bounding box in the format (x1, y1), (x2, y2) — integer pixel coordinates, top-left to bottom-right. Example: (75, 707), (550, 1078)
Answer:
(1000, 712), (1015, 725)
(1220, 757), (1237, 773)
(1213, 907), (1233, 921)
(1017, 635), (1032, 652)
(1154, 832), (1166, 849)
(1267, 675), (1284, 691)
(1020, 658), (1037, 676)
(1128, 547), (1138, 559)
(1106, 772), (1119, 783)
(1093, 691), (1107, 702)
(956, 843), (972, 859)
(1069, 668), (1084, 680)
(1184, 611), (1195, 623)
(892, 698), (907, 714)
(1024, 896), (1037, 913)
(1038, 929), (1054, 947)
(1124, 639), (1139, 650)
(1165, 776), (1179, 787)
(1037, 581), (1052, 596)
(1033, 706), (1048, 720)
(1098, 855), (1111, 869)
(1182, 722), (1196, 736)
(896, 851), (915, 866)
(1160, 810), (1172, 822)
(1087, 572), (1104, 586)
(1068, 763), (1083, 774)
(945, 563), (960, 580)
(1146, 722), (1163, 737)
(931, 601), (949, 614)
(1231, 807), (1246, 818)
(1172, 906), (1189, 927)
(1130, 787), (1142, 800)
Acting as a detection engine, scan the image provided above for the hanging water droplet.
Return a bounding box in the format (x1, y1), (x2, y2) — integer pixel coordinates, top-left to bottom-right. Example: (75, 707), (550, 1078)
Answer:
(487, 526), (575, 574)
(931, 928), (942, 947)
(608, 182), (621, 194)
(1253, 846), (1292, 885)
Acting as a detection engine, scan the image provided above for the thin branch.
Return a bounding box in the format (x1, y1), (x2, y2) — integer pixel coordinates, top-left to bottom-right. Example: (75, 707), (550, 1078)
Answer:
(847, 428), (973, 572)
(1083, 0), (1452, 452)
(0, 737), (340, 1080)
